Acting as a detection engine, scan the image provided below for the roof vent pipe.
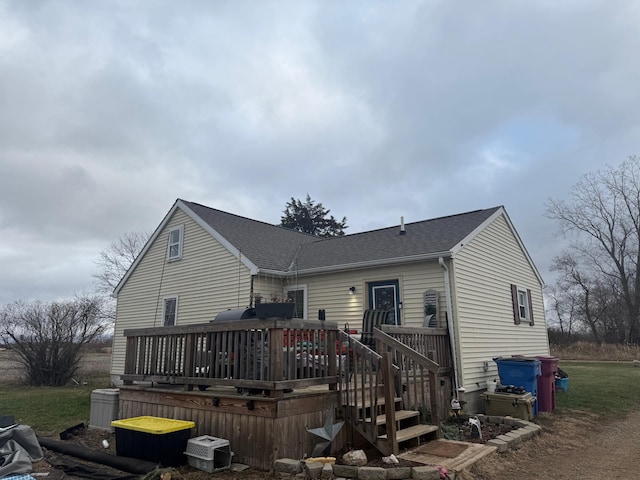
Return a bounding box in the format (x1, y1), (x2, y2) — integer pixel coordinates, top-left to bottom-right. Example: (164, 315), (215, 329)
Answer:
(400, 216), (406, 235)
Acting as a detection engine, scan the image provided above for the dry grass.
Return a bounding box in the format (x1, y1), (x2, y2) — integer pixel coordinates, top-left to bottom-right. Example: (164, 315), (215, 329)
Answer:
(551, 341), (640, 361)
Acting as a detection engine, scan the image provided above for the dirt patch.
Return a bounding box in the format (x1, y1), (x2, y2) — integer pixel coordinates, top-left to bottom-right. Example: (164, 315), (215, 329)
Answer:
(467, 409), (640, 480)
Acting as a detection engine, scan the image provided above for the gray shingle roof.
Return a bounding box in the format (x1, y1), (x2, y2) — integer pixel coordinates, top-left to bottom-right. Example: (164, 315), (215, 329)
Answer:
(182, 200), (502, 274)
(182, 200), (317, 271)
(293, 207), (502, 271)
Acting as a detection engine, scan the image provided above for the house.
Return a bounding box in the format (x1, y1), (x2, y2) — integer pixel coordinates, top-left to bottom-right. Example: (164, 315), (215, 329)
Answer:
(111, 199), (549, 413)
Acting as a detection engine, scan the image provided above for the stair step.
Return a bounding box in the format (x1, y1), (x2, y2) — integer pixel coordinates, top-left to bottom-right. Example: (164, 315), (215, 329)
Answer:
(365, 409), (420, 425)
(379, 424), (439, 443)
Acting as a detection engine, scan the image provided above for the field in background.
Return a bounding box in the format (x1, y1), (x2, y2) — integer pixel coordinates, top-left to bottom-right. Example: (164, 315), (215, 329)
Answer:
(551, 341), (640, 361)
(0, 350), (112, 436)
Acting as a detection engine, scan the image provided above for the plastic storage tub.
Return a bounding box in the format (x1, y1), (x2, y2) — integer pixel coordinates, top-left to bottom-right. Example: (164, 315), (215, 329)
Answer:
(555, 377), (569, 392)
(535, 356), (559, 412)
(185, 435), (233, 473)
(89, 388), (119, 431)
(494, 357), (541, 416)
(481, 392), (536, 420)
(111, 416), (195, 466)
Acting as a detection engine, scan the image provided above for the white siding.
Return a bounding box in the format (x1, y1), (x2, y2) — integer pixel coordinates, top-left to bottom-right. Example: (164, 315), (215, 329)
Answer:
(451, 214), (549, 393)
(293, 262), (445, 329)
(111, 209), (253, 378)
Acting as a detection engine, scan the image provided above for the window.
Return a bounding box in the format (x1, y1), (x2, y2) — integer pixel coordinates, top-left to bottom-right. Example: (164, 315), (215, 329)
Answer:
(285, 285), (307, 319)
(163, 297), (178, 326)
(167, 226), (184, 261)
(510, 284), (534, 326)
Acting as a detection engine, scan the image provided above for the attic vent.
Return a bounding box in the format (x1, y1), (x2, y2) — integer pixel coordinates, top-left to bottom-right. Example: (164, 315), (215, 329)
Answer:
(423, 289), (438, 327)
(400, 216), (406, 235)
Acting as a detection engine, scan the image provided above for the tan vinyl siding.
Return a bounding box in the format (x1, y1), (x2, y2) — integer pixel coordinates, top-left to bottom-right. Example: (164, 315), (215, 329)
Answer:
(451, 214), (548, 392)
(292, 262), (445, 329)
(111, 209), (252, 378)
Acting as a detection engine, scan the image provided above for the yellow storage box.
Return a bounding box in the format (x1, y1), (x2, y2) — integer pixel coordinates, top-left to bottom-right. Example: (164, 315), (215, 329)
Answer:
(111, 416), (195, 466)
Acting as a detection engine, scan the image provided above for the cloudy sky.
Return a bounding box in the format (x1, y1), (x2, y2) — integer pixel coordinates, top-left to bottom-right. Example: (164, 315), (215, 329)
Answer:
(1, 0), (639, 305)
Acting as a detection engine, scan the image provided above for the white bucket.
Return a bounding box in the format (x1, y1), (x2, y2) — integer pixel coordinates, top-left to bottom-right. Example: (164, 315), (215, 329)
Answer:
(487, 380), (497, 393)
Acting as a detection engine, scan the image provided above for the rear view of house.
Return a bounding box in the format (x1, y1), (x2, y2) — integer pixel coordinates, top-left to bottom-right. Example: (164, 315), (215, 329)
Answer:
(112, 199), (548, 406)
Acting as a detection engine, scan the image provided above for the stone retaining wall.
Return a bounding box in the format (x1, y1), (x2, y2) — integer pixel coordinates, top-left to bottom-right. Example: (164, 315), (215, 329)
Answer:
(273, 414), (541, 479)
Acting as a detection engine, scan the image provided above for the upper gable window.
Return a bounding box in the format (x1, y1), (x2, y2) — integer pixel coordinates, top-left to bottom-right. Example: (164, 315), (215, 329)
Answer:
(167, 226), (184, 261)
(510, 284), (534, 326)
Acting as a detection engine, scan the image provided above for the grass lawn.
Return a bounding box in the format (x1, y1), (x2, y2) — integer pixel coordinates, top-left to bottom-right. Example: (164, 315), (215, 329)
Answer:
(0, 374), (111, 436)
(556, 361), (640, 416)
(2, 361), (639, 437)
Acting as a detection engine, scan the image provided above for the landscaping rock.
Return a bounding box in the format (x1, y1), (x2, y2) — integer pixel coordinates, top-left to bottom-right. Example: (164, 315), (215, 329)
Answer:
(342, 449), (368, 466)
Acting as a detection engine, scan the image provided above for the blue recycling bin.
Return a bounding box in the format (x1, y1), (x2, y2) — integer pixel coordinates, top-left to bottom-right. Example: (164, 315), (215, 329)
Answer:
(494, 357), (541, 416)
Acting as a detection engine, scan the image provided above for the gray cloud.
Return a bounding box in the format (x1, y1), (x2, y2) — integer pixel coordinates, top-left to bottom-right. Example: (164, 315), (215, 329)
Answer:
(1, 0), (639, 303)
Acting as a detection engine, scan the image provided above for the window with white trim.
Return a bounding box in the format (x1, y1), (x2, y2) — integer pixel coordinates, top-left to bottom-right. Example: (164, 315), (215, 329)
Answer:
(510, 284), (534, 326)
(162, 296), (178, 326)
(285, 285), (307, 319)
(167, 226), (184, 261)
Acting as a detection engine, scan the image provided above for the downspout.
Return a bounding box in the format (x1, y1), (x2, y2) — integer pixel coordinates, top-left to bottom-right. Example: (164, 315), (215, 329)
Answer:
(439, 256), (460, 396)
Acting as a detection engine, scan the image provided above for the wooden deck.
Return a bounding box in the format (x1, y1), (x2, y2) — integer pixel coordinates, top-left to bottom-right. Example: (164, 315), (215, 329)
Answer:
(118, 320), (455, 469)
(119, 384), (347, 471)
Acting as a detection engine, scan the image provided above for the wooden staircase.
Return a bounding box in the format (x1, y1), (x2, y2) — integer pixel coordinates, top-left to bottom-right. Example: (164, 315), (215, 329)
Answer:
(337, 329), (445, 455)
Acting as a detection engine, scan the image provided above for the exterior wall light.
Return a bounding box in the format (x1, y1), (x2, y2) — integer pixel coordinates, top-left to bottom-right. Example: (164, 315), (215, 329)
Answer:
(349, 286), (356, 295)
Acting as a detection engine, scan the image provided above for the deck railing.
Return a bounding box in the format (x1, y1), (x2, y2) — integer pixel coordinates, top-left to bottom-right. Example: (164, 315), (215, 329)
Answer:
(122, 319), (339, 395)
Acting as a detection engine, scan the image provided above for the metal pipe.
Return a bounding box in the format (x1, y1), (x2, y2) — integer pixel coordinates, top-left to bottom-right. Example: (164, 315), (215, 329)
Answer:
(439, 256), (460, 396)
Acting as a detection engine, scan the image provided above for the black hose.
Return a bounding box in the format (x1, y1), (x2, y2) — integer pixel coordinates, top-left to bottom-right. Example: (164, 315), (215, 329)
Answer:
(38, 437), (158, 474)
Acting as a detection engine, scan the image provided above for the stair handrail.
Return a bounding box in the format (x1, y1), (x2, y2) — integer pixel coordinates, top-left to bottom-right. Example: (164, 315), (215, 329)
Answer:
(337, 329), (399, 456)
(373, 327), (442, 426)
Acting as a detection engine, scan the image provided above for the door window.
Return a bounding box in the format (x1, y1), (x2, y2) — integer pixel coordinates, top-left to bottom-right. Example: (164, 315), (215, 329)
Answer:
(368, 280), (400, 325)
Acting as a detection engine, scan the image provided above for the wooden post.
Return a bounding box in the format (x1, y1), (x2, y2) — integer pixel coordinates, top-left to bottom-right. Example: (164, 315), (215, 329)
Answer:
(428, 350), (439, 426)
(123, 336), (136, 385)
(269, 324), (284, 397)
(382, 351), (398, 455)
(184, 333), (195, 391)
(327, 329), (337, 391)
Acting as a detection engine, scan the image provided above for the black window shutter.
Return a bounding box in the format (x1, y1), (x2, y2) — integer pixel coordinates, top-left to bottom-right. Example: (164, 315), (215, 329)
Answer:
(511, 284), (521, 325)
(527, 289), (535, 326)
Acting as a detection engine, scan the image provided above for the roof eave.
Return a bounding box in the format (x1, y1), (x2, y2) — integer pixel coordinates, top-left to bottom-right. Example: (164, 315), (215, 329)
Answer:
(288, 251), (454, 277)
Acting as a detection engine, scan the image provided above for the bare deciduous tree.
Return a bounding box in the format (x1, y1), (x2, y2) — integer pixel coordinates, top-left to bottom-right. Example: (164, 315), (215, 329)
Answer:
(547, 156), (640, 343)
(0, 296), (109, 386)
(93, 231), (150, 294)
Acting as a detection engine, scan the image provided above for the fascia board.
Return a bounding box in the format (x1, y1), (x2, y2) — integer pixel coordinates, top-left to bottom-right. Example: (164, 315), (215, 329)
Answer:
(112, 199), (181, 297)
(289, 251), (453, 277)
(177, 200), (259, 275)
(451, 206), (545, 286)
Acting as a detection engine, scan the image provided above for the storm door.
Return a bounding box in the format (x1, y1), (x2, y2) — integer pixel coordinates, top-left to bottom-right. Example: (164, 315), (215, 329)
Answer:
(368, 280), (401, 325)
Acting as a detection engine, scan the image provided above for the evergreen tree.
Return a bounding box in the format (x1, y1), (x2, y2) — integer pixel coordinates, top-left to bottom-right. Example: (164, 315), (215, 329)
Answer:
(280, 194), (347, 237)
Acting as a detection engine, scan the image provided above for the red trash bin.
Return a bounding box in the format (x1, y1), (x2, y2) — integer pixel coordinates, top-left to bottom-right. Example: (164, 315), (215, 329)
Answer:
(535, 355), (559, 412)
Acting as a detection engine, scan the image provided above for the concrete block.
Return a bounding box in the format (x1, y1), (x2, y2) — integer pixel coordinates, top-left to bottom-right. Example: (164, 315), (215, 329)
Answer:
(304, 461), (324, 479)
(487, 438), (509, 453)
(501, 417), (521, 427)
(274, 458), (302, 474)
(357, 466), (386, 480)
(385, 466), (412, 479)
(503, 431), (523, 445)
(332, 464), (358, 478)
(484, 415), (503, 424)
(321, 463), (334, 479)
(411, 465), (441, 480)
